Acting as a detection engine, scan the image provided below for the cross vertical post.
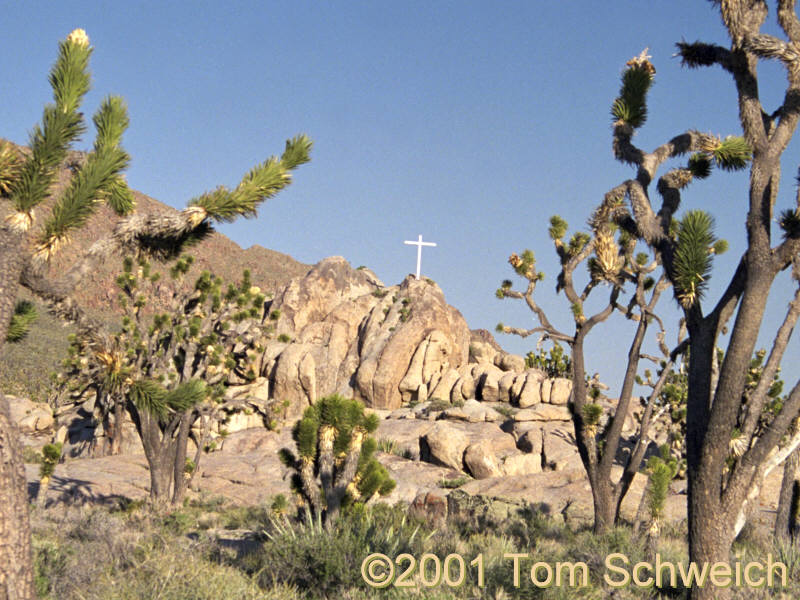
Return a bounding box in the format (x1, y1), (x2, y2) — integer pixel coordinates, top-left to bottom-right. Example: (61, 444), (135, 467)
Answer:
(404, 234), (437, 280)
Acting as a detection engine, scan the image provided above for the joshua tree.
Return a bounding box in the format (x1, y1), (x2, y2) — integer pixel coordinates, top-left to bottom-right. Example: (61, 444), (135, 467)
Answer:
(640, 446), (679, 552)
(0, 30), (310, 598)
(578, 3), (800, 597)
(58, 255), (272, 504)
(497, 215), (683, 534)
(35, 442), (62, 508)
(279, 394), (395, 528)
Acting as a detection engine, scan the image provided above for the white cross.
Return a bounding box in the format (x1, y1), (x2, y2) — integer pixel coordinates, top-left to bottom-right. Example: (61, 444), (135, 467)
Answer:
(404, 234), (437, 280)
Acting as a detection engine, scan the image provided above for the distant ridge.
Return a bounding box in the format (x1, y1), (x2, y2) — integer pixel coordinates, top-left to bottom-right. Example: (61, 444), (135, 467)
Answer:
(0, 139), (310, 315)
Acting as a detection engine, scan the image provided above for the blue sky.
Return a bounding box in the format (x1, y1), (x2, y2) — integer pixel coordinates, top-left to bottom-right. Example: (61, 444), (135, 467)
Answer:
(4, 1), (800, 392)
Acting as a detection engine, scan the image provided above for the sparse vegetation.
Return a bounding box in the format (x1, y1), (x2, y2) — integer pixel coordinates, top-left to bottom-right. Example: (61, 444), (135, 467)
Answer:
(27, 499), (800, 599)
(525, 342), (572, 378)
(439, 476), (471, 489)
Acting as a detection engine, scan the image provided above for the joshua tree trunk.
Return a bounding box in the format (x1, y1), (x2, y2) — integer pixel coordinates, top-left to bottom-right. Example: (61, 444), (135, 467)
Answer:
(109, 400), (125, 456)
(775, 446), (800, 540)
(131, 407), (176, 504)
(0, 391), (36, 600)
(171, 410), (195, 506)
(589, 483), (615, 535)
(148, 452), (174, 505)
(687, 482), (736, 600)
(36, 476), (51, 508)
(0, 233), (37, 599)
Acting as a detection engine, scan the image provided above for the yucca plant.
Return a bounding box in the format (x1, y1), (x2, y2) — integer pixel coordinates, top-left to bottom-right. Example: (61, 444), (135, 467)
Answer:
(35, 442), (62, 508)
(279, 394), (395, 528)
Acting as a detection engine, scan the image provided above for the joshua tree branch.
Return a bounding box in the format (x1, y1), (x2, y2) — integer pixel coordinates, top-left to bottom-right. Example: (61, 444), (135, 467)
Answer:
(734, 377), (800, 500)
(19, 262), (109, 346)
(601, 273), (667, 477)
(778, 0), (800, 41)
(740, 285), (800, 441)
(502, 325), (574, 345)
(504, 281), (572, 342)
(675, 41), (735, 72)
(731, 423), (800, 538)
(703, 256), (748, 337)
(613, 352), (675, 510)
(612, 123), (645, 166)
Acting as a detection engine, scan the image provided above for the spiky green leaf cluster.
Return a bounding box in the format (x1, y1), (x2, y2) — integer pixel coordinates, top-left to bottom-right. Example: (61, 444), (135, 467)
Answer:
(711, 136), (751, 171)
(687, 153), (712, 179)
(571, 302), (584, 321)
(163, 379), (206, 412)
(286, 394), (395, 513)
(292, 395), (378, 459)
(353, 449), (396, 502)
(0, 140), (22, 196)
(611, 63), (654, 128)
(40, 119), (130, 247)
(189, 135), (312, 223)
(525, 342), (572, 378)
(548, 215), (568, 241)
(508, 249), (536, 278)
(129, 379), (169, 421)
(711, 239), (728, 255)
(779, 209), (800, 239)
(673, 210), (716, 308)
(170, 254), (194, 279)
(39, 442), (62, 479)
(582, 403), (604, 427)
(10, 38), (92, 213)
(6, 300), (38, 343)
(567, 232), (591, 257)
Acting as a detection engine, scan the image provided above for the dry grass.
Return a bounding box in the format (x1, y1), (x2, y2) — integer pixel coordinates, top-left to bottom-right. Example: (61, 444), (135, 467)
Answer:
(28, 497), (800, 599)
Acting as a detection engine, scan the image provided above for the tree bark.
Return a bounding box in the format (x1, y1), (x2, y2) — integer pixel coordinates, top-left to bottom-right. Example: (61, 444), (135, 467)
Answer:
(0, 392), (36, 600)
(36, 476), (50, 508)
(170, 410), (194, 506)
(0, 231), (37, 599)
(688, 461), (735, 600)
(775, 446), (800, 540)
(590, 479), (615, 535)
(148, 449), (173, 505)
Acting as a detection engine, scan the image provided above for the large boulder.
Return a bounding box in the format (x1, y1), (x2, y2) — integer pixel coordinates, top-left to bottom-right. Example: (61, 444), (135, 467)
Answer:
(541, 423), (582, 471)
(262, 258), (470, 411)
(11, 397), (54, 434)
(420, 422), (470, 470)
(464, 440), (504, 479)
(549, 378), (572, 405)
(517, 369), (545, 408)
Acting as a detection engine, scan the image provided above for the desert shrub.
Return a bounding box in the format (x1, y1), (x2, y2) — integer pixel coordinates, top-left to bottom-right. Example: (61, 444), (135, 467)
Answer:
(440, 476), (471, 489)
(248, 505), (431, 598)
